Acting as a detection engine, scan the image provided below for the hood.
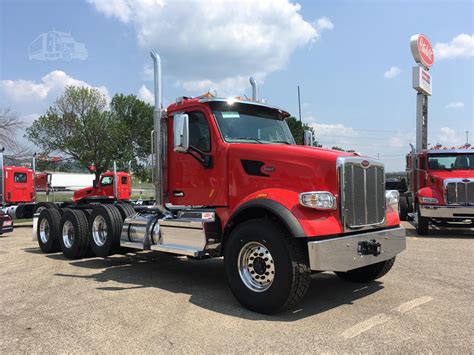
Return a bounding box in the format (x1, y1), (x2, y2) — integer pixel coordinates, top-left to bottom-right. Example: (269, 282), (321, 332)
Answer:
(429, 170), (474, 181)
(227, 143), (356, 196)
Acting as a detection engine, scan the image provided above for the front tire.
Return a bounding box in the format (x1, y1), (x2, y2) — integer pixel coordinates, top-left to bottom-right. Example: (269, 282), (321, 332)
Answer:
(398, 196), (408, 221)
(335, 257), (396, 282)
(224, 219), (310, 314)
(416, 206), (429, 235)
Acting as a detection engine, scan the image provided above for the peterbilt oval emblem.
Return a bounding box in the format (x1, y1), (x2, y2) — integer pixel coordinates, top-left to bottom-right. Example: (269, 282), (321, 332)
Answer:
(360, 160), (370, 168)
(462, 179), (470, 183)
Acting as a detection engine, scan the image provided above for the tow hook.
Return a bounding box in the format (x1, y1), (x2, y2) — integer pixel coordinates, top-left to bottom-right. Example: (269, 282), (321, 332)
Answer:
(358, 239), (381, 256)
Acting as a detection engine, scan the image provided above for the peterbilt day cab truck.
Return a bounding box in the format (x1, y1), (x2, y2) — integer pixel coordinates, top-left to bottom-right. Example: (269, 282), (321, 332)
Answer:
(0, 154), (131, 219)
(35, 51), (406, 314)
(398, 145), (474, 234)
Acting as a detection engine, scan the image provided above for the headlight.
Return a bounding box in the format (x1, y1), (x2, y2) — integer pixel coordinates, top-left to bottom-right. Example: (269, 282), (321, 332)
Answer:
(299, 191), (337, 210)
(419, 197), (438, 204)
(385, 190), (400, 207)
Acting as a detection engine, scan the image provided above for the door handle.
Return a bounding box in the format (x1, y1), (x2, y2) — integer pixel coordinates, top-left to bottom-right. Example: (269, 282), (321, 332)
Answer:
(173, 190), (184, 197)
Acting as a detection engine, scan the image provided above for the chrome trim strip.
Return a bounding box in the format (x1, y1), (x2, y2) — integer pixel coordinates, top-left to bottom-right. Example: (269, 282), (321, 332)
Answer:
(307, 227), (406, 272)
(419, 205), (474, 218)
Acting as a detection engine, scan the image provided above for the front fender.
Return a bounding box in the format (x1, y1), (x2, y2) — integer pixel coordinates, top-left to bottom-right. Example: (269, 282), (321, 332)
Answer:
(228, 188), (344, 238)
(416, 186), (443, 205)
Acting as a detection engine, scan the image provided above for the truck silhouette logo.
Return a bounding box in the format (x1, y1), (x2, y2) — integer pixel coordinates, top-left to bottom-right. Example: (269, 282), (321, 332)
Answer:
(28, 30), (88, 61)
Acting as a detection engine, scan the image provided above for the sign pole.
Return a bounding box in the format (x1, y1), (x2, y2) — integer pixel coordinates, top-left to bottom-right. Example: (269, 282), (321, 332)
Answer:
(416, 92), (429, 151)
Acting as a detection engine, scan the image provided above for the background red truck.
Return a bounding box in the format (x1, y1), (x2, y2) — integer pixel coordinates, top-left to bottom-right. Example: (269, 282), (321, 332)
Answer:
(34, 50), (406, 314)
(0, 155), (131, 219)
(397, 145), (474, 234)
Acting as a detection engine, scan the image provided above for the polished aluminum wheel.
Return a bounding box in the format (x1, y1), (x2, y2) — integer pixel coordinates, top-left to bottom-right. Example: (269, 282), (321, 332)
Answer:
(39, 218), (50, 244)
(35, 206), (47, 214)
(92, 215), (107, 247)
(62, 220), (74, 249)
(237, 242), (275, 292)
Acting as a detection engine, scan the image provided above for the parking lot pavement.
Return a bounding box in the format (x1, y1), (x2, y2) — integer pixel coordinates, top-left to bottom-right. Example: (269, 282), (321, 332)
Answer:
(1, 223), (472, 353)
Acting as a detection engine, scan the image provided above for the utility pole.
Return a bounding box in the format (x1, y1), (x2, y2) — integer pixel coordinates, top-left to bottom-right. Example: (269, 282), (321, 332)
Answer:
(466, 131), (469, 144)
(297, 85), (302, 122)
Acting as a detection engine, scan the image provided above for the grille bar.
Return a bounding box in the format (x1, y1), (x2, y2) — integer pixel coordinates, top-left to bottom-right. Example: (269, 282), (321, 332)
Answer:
(445, 179), (474, 205)
(338, 157), (386, 230)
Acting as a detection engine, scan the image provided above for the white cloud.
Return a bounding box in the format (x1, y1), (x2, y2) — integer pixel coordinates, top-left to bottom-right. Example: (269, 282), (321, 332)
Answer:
(137, 84), (154, 104)
(88, 0), (332, 94)
(314, 17), (334, 32)
(445, 101), (464, 109)
(383, 66), (402, 79)
(434, 33), (474, 60)
(0, 70), (110, 107)
(437, 127), (464, 146)
(388, 131), (415, 148)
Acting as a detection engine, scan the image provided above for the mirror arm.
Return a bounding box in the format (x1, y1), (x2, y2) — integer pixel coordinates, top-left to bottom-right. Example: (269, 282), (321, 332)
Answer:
(188, 145), (213, 169)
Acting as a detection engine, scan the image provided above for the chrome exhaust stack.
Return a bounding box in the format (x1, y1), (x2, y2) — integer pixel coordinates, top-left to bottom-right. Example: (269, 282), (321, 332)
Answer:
(150, 50), (165, 209)
(249, 76), (258, 102)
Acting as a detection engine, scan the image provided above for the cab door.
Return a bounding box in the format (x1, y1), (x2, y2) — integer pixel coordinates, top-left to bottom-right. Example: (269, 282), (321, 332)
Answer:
(168, 109), (219, 206)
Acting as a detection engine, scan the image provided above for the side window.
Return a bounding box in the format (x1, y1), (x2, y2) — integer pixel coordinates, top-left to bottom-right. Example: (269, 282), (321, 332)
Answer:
(188, 111), (211, 152)
(14, 173), (27, 183)
(101, 176), (113, 186)
(121, 176), (128, 185)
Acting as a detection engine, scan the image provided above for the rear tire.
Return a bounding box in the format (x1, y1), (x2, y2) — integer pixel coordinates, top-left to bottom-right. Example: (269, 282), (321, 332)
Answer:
(335, 257), (396, 282)
(224, 219), (311, 314)
(416, 206), (429, 235)
(89, 205), (122, 257)
(398, 196), (408, 221)
(59, 209), (90, 259)
(115, 203), (136, 220)
(37, 209), (61, 253)
(34, 202), (58, 214)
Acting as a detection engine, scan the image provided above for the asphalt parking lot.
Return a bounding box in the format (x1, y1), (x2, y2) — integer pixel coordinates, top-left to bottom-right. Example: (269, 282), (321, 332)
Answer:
(1, 222), (472, 353)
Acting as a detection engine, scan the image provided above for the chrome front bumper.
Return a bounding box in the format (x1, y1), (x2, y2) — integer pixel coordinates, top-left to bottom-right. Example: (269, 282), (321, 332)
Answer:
(419, 205), (474, 219)
(307, 227), (406, 272)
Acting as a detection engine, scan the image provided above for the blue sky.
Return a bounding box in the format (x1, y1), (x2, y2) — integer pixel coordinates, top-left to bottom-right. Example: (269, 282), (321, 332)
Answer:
(1, 0), (473, 171)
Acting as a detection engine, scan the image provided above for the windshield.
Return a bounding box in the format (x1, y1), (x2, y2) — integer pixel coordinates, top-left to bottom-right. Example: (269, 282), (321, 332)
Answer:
(210, 102), (295, 144)
(428, 153), (474, 170)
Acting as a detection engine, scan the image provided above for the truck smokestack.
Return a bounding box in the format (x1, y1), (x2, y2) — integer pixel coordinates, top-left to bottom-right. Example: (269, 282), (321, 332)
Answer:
(249, 76), (258, 101)
(150, 50), (164, 208)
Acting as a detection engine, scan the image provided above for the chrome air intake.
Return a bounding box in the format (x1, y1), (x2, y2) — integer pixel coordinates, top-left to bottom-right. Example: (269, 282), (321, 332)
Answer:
(337, 156), (386, 231)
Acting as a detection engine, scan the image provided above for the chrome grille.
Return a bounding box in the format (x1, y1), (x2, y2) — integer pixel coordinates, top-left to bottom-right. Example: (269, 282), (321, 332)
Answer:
(338, 157), (386, 230)
(445, 179), (474, 205)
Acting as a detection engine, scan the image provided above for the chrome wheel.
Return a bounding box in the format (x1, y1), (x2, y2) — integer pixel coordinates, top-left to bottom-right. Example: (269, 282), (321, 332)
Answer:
(39, 218), (50, 244)
(36, 206), (47, 214)
(62, 221), (74, 249)
(237, 242), (275, 292)
(92, 215), (107, 247)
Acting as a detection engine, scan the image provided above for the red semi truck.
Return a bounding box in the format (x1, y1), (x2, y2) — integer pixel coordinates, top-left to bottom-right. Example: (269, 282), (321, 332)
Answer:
(398, 145), (474, 234)
(35, 50), (406, 314)
(0, 155), (132, 219)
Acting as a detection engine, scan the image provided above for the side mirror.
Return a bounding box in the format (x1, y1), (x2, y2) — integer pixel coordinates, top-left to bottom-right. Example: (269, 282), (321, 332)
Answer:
(173, 113), (189, 153)
(303, 130), (313, 146)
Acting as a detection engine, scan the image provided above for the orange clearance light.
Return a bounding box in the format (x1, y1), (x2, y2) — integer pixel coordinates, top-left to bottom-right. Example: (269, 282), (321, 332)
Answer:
(255, 193), (268, 198)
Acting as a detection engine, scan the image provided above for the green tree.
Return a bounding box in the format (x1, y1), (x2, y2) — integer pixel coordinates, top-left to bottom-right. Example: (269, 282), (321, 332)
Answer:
(286, 116), (319, 146)
(109, 94), (154, 181)
(26, 86), (129, 180)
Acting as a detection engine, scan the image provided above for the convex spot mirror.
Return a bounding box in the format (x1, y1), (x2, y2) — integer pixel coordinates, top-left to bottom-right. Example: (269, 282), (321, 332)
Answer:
(173, 113), (189, 153)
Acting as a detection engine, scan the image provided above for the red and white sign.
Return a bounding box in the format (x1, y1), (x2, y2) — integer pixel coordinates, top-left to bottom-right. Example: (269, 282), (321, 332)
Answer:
(410, 34), (434, 68)
(412, 66), (432, 96)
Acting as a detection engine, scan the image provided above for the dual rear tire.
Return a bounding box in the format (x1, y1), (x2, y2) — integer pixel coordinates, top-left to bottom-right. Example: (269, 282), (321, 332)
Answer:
(36, 204), (136, 259)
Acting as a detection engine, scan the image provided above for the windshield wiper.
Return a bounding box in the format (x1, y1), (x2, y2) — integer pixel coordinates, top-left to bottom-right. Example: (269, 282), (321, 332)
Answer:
(271, 140), (291, 145)
(231, 137), (264, 143)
